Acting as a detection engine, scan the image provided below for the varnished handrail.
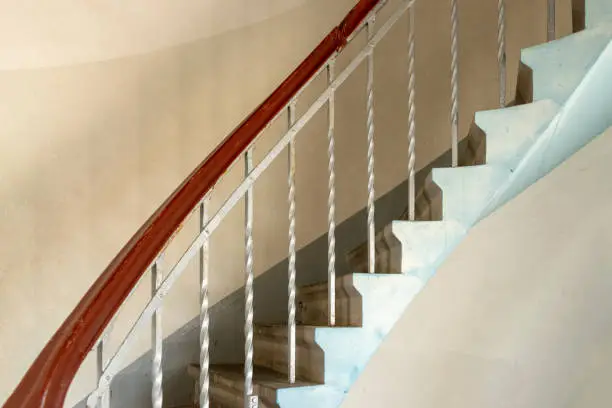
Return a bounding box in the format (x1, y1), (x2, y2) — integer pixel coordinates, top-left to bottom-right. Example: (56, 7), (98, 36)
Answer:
(4, 1), (381, 407)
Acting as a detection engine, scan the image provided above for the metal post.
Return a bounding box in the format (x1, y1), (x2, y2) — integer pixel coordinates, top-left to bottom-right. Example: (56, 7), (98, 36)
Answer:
(151, 259), (163, 408)
(327, 59), (337, 326)
(407, 4), (417, 221)
(450, 0), (459, 167)
(547, 0), (556, 41)
(95, 341), (110, 408)
(199, 196), (211, 408)
(244, 148), (258, 408)
(287, 101), (297, 384)
(498, 0), (506, 107)
(366, 17), (377, 274)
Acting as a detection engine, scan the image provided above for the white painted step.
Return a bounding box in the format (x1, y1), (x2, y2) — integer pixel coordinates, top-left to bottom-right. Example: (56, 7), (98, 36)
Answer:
(477, 100), (560, 170)
(432, 165), (511, 228)
(386, 220), (466, 272)
(521, 23), (612, 104)
(484, 39), (612, 215)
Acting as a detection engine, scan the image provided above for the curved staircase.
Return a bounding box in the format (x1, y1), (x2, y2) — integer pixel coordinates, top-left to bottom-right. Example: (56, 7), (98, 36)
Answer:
(7, 0), (612, 407)
(188, 1), (612, 406)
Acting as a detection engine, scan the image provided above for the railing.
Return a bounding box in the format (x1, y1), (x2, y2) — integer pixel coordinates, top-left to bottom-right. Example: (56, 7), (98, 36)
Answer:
(5, 0), (563, 407)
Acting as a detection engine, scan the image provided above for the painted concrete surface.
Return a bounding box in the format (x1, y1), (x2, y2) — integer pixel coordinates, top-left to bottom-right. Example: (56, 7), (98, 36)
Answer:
(586, 0), (612, 29)
(343, 125), (612, 408)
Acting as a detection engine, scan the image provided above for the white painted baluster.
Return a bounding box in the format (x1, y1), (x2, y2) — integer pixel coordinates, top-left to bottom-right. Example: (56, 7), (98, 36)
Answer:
(407, 3), (417, 221)
(327, 58), (337, 327)
(450, 0), (459, 167)
(244, 148), (258, 408)
(151, 258), (163, 408)
(366, 17), (377, 274)
(95, 337), (110, 408)
(287, 101), (298, 384)
(547, 0), (556, 41)
(199, 195), (211, 408)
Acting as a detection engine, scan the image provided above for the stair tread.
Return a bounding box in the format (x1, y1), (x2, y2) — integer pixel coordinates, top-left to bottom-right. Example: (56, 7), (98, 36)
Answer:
(256, 323), (357, 330)
(207, 364), (320, 390)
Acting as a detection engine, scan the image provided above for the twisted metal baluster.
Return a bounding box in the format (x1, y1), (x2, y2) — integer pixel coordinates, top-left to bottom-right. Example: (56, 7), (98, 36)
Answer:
(287, 101), (298, 384)
(151, 258), (163, 408)
(366, 18), (377, 274)
(498, 0), (506, 107)
(547, 0), (556, 41)
(450, 0), (459, 167)
(94, 334), (110, 408)
(327, 59), (337, 326)
(407, 4), (417, 221)
(244, 148), (258, 408)
(199, 196), (211, 408)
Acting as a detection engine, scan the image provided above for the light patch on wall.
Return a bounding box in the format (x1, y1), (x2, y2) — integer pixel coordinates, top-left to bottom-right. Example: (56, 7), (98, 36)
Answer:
(0, 0), (308, 69)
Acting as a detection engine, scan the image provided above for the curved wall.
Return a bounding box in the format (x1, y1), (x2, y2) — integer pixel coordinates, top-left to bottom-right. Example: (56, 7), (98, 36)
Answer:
(0, 0), (307, 69)
(0, 0), (571, 406)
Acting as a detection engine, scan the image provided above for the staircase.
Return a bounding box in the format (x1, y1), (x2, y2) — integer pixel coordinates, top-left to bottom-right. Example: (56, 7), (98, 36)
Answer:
(6, 0), (612, 407)
(187, 1), (612, 407)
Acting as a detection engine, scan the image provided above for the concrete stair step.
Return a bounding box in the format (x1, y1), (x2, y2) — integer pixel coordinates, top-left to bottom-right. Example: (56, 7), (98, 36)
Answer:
(517, 23), (612, 104)
(296, 274), (362, 327)
(476, 100), (561, 170)
(188, 364), (318, 408)
(432, 165), (511, 228)
(346, 171), (442, 273)
(254, 325), (326, 383)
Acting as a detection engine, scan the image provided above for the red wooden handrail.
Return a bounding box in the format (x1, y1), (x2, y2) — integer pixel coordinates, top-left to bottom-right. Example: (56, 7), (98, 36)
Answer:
(4, 1), (380, 407)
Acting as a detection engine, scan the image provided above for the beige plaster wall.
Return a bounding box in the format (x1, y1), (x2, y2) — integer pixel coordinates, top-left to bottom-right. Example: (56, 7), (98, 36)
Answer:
(343, 126), (612, 408)
(0, 0), (573, 405)
(0, 0), (308, 69)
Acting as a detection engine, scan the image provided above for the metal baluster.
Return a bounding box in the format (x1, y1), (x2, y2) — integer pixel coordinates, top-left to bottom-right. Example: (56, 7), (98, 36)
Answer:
(547, 0), (556, 41)
(287, 101), (298, 384)
(497, 0), (506, 107)
(327, 59), (337, 327)
(244, 148), (258, 408)
(95, 337), (110, 408)
(366, 17), (377, 274)
(450, 0), (459, 167)
(151, 258), (163, 408)
(407, 4), (417, 221)
(199, 196), (211, 408)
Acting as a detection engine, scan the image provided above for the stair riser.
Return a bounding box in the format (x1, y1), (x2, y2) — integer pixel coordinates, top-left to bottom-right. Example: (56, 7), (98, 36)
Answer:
(208, 372), (279, 408)
(297, 293), (361, 327)
(573, 0), (586, 32)
(296, 276), (362, 327)
(253, 336), (325, 383)
(210, 386), (277, 408)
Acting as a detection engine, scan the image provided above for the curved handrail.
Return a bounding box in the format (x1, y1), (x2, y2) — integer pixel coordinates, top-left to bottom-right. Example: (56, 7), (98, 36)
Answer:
(4, 1), (381, 406)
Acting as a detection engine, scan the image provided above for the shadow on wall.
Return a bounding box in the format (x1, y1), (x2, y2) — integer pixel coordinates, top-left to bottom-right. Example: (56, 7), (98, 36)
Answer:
(73, 139), (463, 408)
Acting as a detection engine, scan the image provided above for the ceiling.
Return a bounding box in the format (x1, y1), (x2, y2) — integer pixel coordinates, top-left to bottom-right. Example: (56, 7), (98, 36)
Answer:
(0, 0), (307, 70)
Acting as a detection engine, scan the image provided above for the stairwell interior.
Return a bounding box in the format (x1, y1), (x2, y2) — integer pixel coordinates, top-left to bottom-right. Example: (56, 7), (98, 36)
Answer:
(3, 0), (612, 407)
